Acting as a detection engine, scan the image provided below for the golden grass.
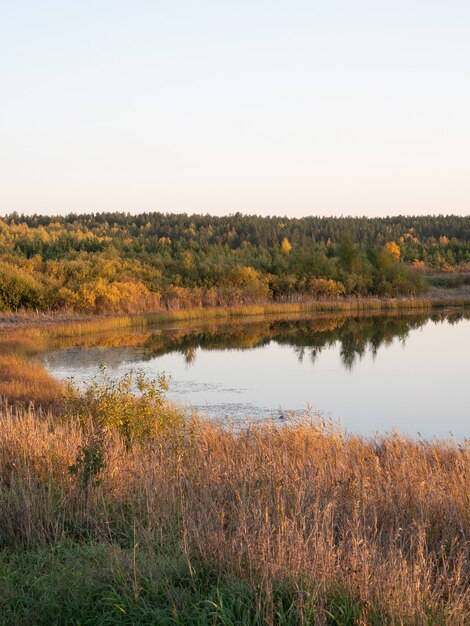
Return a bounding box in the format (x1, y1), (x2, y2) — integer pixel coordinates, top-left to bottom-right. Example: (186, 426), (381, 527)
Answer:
(3, 294), (470, 339)
(139, 297), (440, 324)
(0, 354), (63, 406)
(0, 297), (458, 354)
(0, 403), (468, 624)
(2, 295), (470, 351)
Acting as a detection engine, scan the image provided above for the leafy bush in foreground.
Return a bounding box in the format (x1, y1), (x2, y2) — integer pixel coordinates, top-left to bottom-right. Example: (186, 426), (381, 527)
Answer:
(64, 367), (183, 448)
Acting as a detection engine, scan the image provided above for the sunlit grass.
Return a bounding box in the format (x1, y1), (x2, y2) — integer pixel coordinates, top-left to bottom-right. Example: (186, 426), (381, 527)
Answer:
(0, 354), (63, 406)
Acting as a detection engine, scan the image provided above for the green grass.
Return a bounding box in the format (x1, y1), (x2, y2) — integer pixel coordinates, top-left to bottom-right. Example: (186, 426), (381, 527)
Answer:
(0, 541), (378, 626)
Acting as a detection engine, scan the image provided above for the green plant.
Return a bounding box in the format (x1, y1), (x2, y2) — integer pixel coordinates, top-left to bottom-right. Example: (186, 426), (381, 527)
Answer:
(65, 367), (183, 447)
(69, 427), (106, 488)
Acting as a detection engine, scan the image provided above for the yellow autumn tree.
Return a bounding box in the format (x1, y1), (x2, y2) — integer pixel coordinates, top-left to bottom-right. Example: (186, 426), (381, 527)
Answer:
(308, 278), (346, 298)
(384, 241), (401, 262)
(281, 237), (292, 254)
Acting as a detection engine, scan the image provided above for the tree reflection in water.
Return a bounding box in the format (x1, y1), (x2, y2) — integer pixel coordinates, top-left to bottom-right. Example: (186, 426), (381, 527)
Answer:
(45, 311), (470, 372)
(135, 311), (469, 370)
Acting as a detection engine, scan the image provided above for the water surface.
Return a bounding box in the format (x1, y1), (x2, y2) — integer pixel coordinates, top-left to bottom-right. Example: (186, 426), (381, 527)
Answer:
(43, 311), (470, 439)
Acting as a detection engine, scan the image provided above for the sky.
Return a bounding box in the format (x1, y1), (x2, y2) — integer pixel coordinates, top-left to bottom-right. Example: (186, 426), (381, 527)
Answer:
(1, 1), (469, 218)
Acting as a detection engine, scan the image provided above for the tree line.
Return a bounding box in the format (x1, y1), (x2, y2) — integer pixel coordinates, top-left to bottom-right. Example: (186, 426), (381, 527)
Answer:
(0, 212), (469, 312)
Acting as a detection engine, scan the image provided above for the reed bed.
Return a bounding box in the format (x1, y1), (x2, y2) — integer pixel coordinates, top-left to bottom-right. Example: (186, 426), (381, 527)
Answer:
(1, 301), (469, 623)
(3, 294), (469, 339)
(1, 296), (469, 358)
(0, 402), (468, 625)
(0, 354), (63, 406)
(151, 297), (438, 323)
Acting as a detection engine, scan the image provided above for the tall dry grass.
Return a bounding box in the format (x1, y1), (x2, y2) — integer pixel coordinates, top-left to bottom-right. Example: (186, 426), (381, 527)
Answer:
(0, 403), (468, 624)
(0, 354), (63, 405)
(3, 294), (468, 339)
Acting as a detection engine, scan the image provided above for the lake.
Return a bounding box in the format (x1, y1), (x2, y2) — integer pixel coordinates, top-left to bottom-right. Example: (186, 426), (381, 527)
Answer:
(43, 311), (470, 439)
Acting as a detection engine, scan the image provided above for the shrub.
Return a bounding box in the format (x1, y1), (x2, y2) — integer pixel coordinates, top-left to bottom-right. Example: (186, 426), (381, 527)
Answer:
(68, 427), (106, 488)
(64, 368), (184, 447)
(308, 278), (346, 298)
(0, 261), (45, 310)
(58, 279), (161, 313)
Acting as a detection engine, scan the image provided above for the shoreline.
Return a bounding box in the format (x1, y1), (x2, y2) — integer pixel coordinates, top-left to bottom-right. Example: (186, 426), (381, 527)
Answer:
(1, 292), (470, 334)
(1, 294), (469, 407)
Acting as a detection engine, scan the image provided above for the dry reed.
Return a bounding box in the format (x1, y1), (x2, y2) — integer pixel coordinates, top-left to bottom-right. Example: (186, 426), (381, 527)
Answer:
(0, 403), (468, 624)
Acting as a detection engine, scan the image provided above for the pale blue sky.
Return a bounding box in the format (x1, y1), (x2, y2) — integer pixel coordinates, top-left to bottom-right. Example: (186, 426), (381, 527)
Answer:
(1, 1), (469, 217)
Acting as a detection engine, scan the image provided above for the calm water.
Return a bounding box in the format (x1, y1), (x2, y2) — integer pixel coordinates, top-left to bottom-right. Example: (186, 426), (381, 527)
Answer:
(43, 312), (470, 439)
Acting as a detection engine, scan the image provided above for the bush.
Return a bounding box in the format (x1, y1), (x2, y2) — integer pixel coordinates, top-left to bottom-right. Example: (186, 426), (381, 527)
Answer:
(65, 368), (184, 447)
(0, 261), (45, 310)
(308, 278), (346, 298)
(59, 279), (161, 313)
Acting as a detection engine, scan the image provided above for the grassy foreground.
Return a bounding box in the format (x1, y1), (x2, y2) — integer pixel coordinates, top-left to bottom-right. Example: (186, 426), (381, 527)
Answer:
(0, 390), (468, 625)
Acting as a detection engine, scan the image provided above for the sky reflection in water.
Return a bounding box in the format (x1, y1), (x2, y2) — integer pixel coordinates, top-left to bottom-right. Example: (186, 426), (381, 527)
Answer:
(44, 312), (470, 440)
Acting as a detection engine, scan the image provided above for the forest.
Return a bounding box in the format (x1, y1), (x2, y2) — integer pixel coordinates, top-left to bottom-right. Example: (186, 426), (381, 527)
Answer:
(1, 212), (469, 313)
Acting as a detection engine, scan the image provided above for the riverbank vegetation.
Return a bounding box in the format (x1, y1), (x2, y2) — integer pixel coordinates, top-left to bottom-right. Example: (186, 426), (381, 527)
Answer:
(1, 213), (469, 624)
(1, 212), (470, 313)
(0, 374), (468, 625)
